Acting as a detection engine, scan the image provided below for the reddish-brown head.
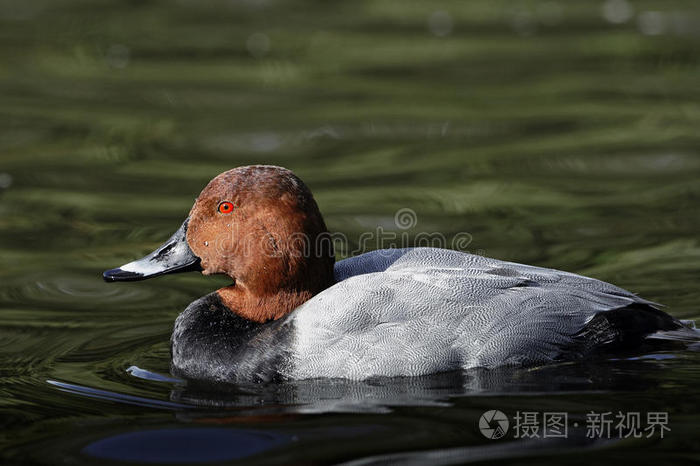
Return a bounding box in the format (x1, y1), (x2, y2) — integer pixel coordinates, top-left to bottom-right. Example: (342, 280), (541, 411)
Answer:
(103, 165), (335, 323)
(186, 166), (335, 321)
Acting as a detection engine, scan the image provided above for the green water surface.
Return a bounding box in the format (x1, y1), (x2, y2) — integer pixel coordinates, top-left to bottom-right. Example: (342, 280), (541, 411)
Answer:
(1, 1), (699, 464)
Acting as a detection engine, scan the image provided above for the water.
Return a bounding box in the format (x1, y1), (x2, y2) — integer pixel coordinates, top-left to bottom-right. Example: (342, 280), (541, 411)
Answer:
(1, 0), (700, 464)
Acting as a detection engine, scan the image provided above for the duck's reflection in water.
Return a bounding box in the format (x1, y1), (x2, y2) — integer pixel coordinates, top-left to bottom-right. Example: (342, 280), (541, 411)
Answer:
(55, 351), (694, 465)
(169, 356), (672, 416)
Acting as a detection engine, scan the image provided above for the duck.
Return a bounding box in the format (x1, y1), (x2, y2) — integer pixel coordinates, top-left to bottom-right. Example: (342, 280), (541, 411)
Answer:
(103, 165), (685, 383)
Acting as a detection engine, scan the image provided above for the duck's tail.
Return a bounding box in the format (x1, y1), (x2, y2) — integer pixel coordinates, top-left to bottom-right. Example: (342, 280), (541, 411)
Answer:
(570, 304), (694, 357)
(645, 319), (700, 344)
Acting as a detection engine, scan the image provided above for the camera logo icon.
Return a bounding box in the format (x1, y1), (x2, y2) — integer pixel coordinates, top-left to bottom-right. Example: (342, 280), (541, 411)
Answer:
(479, 410), (509, 440)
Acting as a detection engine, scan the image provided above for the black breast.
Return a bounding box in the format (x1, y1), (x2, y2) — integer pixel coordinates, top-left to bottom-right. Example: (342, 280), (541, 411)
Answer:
(170, 292), (293, 383)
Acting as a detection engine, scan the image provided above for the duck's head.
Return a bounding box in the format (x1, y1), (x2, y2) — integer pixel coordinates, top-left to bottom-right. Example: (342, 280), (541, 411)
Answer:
(103, 165), (335, 322)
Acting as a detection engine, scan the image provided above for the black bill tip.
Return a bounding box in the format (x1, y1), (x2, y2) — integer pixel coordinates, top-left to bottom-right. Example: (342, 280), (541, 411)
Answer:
(103, 268), (145, 282)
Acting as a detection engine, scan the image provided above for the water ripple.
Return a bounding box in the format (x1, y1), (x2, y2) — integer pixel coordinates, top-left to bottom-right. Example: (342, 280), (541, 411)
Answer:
(0, 272), (189, 311)
(47, 379), (187, 410)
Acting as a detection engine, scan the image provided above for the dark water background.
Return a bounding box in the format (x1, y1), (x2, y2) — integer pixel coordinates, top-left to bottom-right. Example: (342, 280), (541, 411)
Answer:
(1, 1), (700, 464)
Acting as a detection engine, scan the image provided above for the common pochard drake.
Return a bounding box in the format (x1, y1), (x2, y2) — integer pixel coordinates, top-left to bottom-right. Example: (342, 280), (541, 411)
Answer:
(104, 165), (685, 382)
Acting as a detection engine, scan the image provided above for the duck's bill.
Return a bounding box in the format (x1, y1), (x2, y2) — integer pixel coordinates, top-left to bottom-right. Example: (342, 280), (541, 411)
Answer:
(103, 218), (202, 282)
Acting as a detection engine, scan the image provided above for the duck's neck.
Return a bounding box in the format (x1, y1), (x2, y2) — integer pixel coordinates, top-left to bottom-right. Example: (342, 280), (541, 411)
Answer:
(216, 253), (336, 322)
(216, 284), (320, 323)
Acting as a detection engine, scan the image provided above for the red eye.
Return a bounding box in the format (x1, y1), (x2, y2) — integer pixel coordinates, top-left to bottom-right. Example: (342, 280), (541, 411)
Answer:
(218, 201), (234, 214)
